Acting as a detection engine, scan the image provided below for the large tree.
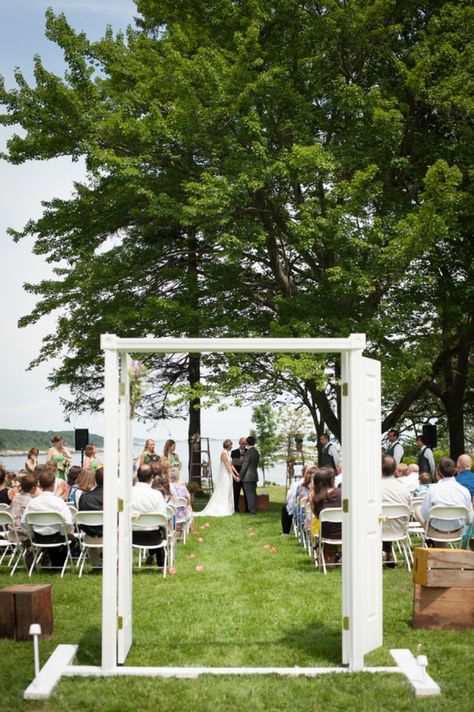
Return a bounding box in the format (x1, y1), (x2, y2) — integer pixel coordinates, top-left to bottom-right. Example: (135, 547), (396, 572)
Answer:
(1, 1), (472, 454)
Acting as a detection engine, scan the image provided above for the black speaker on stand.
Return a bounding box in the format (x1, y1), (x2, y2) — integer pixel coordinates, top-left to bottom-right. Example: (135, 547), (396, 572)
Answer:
(75, 429), (89, 467)
(422, 424), (437, 449)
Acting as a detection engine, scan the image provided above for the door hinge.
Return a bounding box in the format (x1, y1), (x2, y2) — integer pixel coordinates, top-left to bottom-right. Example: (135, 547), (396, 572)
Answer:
(342, 382), (349, 396)
(343, 616), (350, 631)
(118, 498), (124, 513)
(117, 616), (123, 630)
(342, 498), (349, 514)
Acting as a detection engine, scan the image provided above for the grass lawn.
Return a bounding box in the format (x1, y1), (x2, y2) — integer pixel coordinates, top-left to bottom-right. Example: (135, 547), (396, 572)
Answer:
(0, 486), (472, 710)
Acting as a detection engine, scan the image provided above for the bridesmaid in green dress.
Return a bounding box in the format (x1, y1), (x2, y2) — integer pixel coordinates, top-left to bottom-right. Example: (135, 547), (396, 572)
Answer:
(139, 439), (159, 467)
(83, 444), (101, 471)
(163, 439), (181, 469)
(46, 435), (72, 481)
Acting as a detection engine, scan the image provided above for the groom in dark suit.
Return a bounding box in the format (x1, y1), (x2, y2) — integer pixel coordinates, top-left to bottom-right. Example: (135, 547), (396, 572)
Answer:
(231, 436), (248, 512)
(240, 436), (260, 514)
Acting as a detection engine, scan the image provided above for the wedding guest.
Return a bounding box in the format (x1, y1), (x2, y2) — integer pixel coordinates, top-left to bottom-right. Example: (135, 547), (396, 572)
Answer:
(163, 439), (181, 469)
(25, 448), (39, 474)
(64, 466), (82, 503)
(414, 472), (431, 497)
(169, 467), (193, 529)
(83, 444), (101, 471)
(381, 455), (411, 567)
(132, 465), (167, 570)
(139, 439), (160, 467)
(46, 435), (72, 481)
(8, 474), (38, 546)
(281, 477), (300, 535)
(420, 457), (473, 540)
(21, 469), (74, 568)
(74, 469), (96, 508)
(0, 469), (16, 504)
(311, 466), (342, 562)
(455, 454), (474, 498)
(78, 467), (104, 567)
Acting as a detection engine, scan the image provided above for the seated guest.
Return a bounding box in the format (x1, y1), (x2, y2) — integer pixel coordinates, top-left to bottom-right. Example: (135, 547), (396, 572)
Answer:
(295, 465), (316, 529)
(396, 463), (408, 478)
(414, 472), (431, 497)
(281, 477), (300, 535)
(169, 467), (193, 529)
(402, 464), (421, 494)
(132, 465), (167, 570)
(381, 455), (412, 567)
(8, 474), (38, 545)
(455, 454), (474, 498)
(420, 457), (473, 540)
(74, 469), (96, 508)
(311, 466), (342, 562)
(64, 465), (82, 504)
(21, 469), (74, 568)
(0, 469), (16, 505)
(151, 466), (172, 504)
(78, 467), (103, 567)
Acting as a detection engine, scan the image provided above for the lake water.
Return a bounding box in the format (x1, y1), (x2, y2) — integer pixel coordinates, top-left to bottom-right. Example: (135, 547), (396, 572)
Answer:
(1, 440), (288, 486)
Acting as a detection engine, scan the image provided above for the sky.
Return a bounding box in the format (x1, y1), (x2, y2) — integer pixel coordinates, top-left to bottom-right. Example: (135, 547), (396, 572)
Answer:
(0, 0), (253, 443)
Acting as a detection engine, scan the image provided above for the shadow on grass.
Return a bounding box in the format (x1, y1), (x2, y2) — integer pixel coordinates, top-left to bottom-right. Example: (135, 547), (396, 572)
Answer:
(75, 625), (101, 665)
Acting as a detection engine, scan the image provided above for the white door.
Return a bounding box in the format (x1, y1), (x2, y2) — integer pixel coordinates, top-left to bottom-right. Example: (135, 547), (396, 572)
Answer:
(342, 353), (382, 669)
(117, 353), (133, 664)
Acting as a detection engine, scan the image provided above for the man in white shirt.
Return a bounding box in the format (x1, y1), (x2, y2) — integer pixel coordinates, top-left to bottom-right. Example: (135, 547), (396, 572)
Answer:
(319, 433), (341, 470)
(381, 455), (412, 567)
(420, 457), (473, 538)
(386, 429), (404, 465)
(22, 468), (73, 567)
(132, 465), (166, 569)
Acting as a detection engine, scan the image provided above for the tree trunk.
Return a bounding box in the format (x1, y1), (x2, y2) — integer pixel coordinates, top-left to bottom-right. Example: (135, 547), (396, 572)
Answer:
(188, 353), (202, 485)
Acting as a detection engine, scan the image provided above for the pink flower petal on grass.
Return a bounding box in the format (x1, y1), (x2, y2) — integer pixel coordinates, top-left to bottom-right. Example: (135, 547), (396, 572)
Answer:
(263, 544), (270, 550)
(168, 567), (177, 575)
(249, 532), (256, 537)
(195, 565), (204, 573)
(271, 547), (277, 554)
(197, 537), (204, 543)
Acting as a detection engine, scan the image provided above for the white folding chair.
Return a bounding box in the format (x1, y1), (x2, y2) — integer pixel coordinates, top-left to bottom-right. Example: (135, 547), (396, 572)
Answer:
(381, 503), (412, 570)
(175, 497), (190, 544)
(0, 511), (28, 574)
(74, 510), (104, 577)
(0, 502), (10, 512)
(422, 505), (470, 548)
(166, 503), (176, 567)
(408, 496), (426, 545)
(132, 512), (168, 577)
(23, 511), (75, 577)
(316, 507), (343, 574)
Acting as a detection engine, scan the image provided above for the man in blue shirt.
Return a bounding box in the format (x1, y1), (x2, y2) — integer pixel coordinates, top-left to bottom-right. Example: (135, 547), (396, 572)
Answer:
(455, 454), (474, 498)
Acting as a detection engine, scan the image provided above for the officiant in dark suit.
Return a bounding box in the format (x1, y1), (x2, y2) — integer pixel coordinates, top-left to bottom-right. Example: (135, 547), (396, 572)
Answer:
(231, 437), (248, 512)
(240, 436), (260, 514)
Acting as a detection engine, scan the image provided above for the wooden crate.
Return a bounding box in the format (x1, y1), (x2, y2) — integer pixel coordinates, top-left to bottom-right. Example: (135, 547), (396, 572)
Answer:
(413, 583), (474, 630)
(0, 584), (53, 640)
(238, 494), (270, 512)
(413, 548), (474, 588)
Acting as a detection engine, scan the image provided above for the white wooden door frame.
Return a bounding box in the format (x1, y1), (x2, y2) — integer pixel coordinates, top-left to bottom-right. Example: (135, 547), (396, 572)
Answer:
(100, 332), (380, 671)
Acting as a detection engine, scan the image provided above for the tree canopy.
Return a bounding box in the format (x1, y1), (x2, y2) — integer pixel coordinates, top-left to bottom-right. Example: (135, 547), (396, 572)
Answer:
(1, 1), (473, 456)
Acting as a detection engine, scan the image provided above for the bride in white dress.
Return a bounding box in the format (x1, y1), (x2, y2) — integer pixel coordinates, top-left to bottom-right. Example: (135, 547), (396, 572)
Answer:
(195, 439), (239, 517)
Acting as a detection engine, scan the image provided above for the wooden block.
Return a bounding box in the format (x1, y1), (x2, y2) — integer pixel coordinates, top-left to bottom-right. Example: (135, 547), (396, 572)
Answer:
(238, 494), (270, 512)
(413, 583), (474, 629)
(0, 584), (53, 640)
(413, 548), (474, 588)
(0, 588), (16, 639)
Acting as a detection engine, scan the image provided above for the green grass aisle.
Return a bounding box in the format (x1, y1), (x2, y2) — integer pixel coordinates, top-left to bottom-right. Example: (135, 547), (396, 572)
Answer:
(0, 487), (473, 711)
